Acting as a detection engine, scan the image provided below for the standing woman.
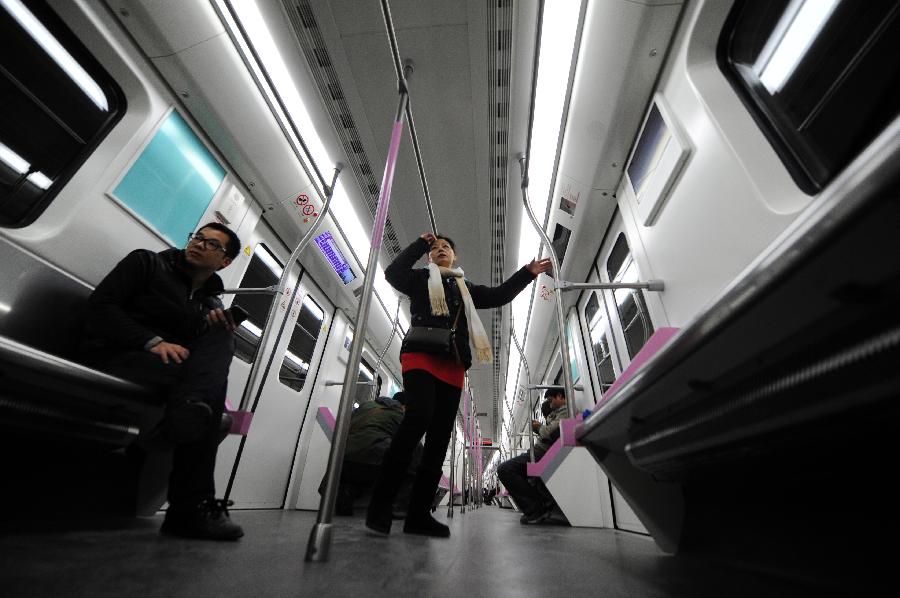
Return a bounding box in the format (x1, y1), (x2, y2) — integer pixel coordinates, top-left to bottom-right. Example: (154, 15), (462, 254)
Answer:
(366, 232), (552, 537)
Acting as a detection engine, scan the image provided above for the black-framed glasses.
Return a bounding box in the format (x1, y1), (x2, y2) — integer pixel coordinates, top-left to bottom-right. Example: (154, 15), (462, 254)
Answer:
(187, 232), (226, 253)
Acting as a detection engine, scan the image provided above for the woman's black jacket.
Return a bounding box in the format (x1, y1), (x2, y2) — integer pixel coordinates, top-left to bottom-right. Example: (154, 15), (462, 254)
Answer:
(385, 237), (535, 370)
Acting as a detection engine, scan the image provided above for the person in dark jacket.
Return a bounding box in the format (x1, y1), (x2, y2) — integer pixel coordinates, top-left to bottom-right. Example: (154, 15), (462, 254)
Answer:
(498, 388), (567, 524)
(81, 222), (244, 541)
(325, 391), (422, 517)
(366, 232), (551, 537)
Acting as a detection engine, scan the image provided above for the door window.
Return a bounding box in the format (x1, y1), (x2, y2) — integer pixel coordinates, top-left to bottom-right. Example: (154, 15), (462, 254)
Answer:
(278, 295), (324, 392)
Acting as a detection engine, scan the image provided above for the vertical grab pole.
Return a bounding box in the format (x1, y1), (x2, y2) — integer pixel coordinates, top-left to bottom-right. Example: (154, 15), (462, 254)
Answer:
(371, 299), (402, 401)
(447, 422), (457, 517)
(517, 156), (575, 418)
(225, 166), (342, 501)
(461, 422), (468, 514)
(306, 66), (412, 563)
(510, 319), (536, 463)
(236, 166), (342, 412)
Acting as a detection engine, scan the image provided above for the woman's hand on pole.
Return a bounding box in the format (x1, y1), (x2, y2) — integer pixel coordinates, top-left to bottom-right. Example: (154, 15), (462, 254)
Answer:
(525, 258), (552, 276)
(420, 232), (437, 246)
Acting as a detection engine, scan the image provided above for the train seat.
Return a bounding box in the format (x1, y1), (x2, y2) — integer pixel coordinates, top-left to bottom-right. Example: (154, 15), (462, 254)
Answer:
(523, 328), (681, 528)
(0, 331), (163, 447)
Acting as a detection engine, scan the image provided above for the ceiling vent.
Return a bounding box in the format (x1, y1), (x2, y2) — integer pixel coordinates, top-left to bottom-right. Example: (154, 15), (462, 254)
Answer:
(489, 0), (513, 443)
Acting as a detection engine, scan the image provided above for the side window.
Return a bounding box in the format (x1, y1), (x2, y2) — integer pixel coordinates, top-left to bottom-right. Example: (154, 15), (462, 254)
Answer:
(233, 244), (281, 363)
(1, 0), (125, 226)
(278, 295), (324, 392)
(353, 360), (376, 407)
(585, 292), (616, 394)
(606, 234), (654, 360)
(719, 0), (900, 193)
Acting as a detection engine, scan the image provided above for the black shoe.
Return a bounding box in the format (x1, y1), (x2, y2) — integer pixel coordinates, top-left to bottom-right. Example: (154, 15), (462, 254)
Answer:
(403, 514), (450, 538)
(164, 398), (212, 444)
(365, 506), (392, 535)
(520, 507), (551, 524)
(161, 498), (244, 541)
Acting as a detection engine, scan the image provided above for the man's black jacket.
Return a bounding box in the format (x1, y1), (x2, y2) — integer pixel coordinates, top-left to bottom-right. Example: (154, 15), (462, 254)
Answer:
(81, 248), (225, 358)
(385, 237), (535, 370)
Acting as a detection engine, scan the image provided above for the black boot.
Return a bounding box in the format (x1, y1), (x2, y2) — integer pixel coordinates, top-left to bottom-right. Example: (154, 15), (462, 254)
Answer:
(161, 498), (243, 541)
(403, 512), (450, 537)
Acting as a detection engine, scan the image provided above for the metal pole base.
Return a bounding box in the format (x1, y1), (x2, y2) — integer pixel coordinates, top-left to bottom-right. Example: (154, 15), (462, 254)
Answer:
(305, 522), (333, 562)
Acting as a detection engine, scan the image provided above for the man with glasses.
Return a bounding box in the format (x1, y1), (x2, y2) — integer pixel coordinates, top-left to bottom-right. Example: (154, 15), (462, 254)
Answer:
(81, 222), (244, 540)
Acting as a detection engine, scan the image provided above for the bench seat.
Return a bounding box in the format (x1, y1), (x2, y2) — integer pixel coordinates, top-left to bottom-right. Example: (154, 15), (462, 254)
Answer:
(0, 334), (161, 446)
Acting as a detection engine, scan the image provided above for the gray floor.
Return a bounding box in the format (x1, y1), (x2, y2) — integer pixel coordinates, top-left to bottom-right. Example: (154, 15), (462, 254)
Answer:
(0, 507), (821, 598)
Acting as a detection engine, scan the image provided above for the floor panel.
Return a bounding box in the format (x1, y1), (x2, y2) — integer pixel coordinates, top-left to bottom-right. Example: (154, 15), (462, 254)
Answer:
(0, 507), (828, 597)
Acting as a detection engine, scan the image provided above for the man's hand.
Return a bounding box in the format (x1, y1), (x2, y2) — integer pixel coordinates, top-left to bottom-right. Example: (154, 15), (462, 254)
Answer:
(525, 258), (552, 276)
(532, 420), (541, 432)
(206, 307), (236, 332)
(149, 341), (190, 365)
(420, 232), (437, 246)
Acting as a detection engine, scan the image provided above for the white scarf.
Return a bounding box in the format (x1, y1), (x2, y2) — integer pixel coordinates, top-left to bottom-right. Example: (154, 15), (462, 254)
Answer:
(427, 263), (492, 363)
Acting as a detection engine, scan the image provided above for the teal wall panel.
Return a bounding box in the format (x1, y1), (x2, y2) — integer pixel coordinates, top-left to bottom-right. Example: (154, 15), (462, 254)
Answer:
(113, 111), (225, 244)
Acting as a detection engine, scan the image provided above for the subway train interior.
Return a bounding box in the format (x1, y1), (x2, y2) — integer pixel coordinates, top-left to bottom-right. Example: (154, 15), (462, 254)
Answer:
(1, 0), (898, 596)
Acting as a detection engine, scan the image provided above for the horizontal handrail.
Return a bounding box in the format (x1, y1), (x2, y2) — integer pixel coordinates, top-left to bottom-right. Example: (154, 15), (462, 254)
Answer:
(323, 380), (376, 387)
(558, 280), (665, 292)
(218, 286), (279, 295)
(527, 384), (583, 392)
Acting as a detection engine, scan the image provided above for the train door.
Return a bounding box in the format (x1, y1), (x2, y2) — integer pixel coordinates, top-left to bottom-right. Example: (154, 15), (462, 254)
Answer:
(213, 243), (333, 509)
(588, 215), (654, 534)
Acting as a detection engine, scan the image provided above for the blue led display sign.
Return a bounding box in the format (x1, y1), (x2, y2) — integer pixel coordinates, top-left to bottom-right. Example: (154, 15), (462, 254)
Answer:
(314, 231), (356, 285)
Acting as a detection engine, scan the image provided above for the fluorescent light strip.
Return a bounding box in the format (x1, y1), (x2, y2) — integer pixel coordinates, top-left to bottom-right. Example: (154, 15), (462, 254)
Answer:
(218, 0), (406, 327)
(254, 244), (284, 278)
(0, 142), (53, 189)
(301, 295), (325, 320)
(0, 141), (29, 173)
(27, 171), (52, 190)
(506, 0), (582, 427)
(285, 350), (309, 370)
(1, 0), (108, 111)
(241, 320), (263, 337)
(759, 0), (839, 93)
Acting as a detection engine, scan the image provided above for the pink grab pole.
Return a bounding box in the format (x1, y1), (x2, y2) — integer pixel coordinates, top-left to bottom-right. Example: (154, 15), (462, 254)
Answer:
(306, 66), (413, 563)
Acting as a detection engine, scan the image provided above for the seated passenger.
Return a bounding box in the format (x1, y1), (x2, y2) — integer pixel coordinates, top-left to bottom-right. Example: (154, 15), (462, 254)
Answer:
(80, 223), (243, 541)
(325, 390), (422, 517)
(497, 388), (567, 524)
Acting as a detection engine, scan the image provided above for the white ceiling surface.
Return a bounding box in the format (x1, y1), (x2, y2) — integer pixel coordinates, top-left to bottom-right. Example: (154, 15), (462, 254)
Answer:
(314, 1), (501, 432)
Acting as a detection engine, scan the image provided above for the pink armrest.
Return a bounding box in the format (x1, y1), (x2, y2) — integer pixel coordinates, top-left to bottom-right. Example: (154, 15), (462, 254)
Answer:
(526, 417), (581, 477)
(223, 398), (253, 435)
(316, 406), (336, 441)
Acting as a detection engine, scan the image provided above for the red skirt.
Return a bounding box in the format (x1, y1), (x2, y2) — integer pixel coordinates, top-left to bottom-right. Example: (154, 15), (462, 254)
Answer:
(401, 352), (465, 389)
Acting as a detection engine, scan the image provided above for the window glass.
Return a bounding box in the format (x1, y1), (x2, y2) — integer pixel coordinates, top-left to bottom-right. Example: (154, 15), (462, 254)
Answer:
(112, 111), (225, 243)
(719, 0), (900, 193)
(233, 245), (281, 363)
(606, 234), (654, 360)
(551, 223), (571, 267)
(586, 293), (616, 394)
(352, 360), (376, 406)
(0, 0), (125, 226)
(278, 295), (324, 392)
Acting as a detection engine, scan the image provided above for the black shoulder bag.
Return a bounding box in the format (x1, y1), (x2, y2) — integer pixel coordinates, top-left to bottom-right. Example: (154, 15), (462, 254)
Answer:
(403, 303), (463, 363)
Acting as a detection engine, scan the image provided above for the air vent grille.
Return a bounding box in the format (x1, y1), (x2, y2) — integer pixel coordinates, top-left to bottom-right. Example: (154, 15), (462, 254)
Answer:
(489, 0), (513, 442)
(283, 1), (402, 260)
